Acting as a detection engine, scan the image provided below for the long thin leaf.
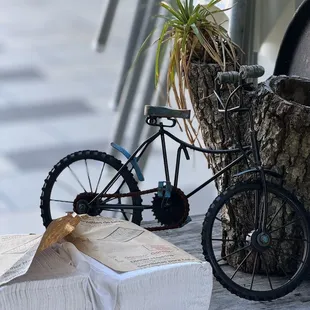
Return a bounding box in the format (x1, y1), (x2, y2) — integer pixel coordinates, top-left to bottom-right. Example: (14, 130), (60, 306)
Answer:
(155, 22), (170, 86)
(175, 0), (188, 20)
(160, 2), (187, 23)
(129, 28), (156, 74)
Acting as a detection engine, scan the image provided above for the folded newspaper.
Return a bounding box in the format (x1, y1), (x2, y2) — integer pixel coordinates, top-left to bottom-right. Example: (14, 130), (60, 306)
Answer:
(0, 214), (200, 286)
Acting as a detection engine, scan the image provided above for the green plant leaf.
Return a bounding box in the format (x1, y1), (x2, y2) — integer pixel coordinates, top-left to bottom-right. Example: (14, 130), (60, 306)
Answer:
(155, 22), (169, 86)
(160, 1), (187, 23)
(131, 0), (239, 148)
(175, 0), (188, 20)
(129, 28), (156, 75)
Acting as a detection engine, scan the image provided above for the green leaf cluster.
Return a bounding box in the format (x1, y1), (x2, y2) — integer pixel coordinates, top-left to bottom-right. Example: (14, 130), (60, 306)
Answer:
(136, 1), (240, 146)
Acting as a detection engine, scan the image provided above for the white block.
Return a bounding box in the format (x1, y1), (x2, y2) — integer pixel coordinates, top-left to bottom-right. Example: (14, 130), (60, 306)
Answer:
(0, 242), (213, 310)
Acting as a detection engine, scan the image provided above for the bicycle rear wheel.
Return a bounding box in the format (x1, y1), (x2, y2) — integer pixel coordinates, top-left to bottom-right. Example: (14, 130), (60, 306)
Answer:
(201, 180), (310, 301)
(40, 150), (142, 227)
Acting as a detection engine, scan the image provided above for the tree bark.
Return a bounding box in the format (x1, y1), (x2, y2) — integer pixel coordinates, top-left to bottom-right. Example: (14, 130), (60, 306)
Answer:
(188, 62), (310, 273)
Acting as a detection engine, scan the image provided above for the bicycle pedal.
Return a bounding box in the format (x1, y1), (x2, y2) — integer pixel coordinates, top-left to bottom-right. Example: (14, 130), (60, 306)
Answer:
(158, 181), (172, 198)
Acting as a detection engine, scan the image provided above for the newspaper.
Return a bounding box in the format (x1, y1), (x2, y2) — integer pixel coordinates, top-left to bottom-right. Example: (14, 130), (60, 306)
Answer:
(0, 213), (200, 285)
(67, 216), (200, 272)
(0, 213), (80, 286)
(0, 234), (42, 286)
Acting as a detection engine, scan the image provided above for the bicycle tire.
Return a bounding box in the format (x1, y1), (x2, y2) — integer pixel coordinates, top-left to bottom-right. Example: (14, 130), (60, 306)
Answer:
(201, 180), (310, 301)
(40, 150), (142, 228)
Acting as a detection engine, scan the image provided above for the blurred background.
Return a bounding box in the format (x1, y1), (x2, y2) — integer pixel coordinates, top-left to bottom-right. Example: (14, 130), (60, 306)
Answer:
(0, 0), (304, 234)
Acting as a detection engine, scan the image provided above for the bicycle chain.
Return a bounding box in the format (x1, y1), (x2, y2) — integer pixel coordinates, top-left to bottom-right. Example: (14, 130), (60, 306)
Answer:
(101, 187), (189, 231)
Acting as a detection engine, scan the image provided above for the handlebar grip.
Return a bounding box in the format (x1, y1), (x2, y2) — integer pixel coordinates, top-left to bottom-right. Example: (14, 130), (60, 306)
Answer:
(217, 71), (240, 84)
(239, 65), (265, 79)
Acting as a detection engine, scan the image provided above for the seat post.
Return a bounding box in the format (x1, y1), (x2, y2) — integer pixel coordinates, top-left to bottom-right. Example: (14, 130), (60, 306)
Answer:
(160, 125), (170, 183)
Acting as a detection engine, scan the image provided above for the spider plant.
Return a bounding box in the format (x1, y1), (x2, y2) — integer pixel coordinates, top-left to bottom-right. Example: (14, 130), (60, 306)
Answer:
(153, 0), (240, 145)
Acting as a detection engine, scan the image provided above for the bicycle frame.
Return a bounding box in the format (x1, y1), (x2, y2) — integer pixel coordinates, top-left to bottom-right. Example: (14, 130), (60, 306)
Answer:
(89, 77), (282, 220)
(89, 118), (254, 210)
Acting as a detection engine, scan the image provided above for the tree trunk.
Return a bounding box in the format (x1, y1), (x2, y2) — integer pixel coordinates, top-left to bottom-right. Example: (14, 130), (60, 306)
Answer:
(188, 62), (310, 273)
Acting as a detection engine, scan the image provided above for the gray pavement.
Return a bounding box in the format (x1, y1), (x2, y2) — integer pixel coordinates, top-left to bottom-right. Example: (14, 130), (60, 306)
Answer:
(0, 0), (217, 234)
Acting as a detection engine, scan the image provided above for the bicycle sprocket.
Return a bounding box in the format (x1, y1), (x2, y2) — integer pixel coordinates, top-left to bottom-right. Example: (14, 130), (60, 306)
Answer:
(73, 192), (101, 216)
(151, 187), (189, 226)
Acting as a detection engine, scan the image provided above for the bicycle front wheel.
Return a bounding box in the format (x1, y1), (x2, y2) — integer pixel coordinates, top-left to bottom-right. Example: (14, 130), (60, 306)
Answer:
(40, 150), (142, 228)
(201, 180), (310, 301)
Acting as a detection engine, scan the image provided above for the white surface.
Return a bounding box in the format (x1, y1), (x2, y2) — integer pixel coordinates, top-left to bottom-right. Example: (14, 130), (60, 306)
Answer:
(0, 242), (213, 310)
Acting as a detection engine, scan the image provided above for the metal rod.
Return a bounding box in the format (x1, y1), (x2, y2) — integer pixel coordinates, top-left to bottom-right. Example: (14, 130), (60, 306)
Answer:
(89, 130), (161, 205)
(186, 152), (250, 198)
(132, 67), (169, 173)
(160, 128), (170, 182)
(128, 9), (170, 155)
(113, 0), (150, 110)
(99, 204), (153, 210)
(93, 0), (120, 52)
(229, 0), (256, 65)
(111, 0), (161, 158)
(164, 130), (251, 154)
(174, 146), (183, 187)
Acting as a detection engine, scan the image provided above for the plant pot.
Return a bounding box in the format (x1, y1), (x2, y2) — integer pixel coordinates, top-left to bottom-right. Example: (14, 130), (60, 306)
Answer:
(188, 62), (310, 273)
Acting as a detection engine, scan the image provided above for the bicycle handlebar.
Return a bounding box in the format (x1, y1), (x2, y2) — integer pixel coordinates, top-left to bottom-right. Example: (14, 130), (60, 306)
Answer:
(239, 65), (265, 79)
(216, 65), (265, 85)
(217, 71), (240, 84)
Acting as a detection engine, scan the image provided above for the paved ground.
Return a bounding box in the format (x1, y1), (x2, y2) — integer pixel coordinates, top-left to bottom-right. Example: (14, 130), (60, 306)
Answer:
(154, 215), (310, 310)
(0, 0), (216, 235)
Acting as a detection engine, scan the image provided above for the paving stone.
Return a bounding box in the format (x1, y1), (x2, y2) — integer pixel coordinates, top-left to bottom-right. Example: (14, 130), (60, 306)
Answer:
(6, 139), (110, 170)
(0, 67), (44, 81)
(0, 98), (94, 123)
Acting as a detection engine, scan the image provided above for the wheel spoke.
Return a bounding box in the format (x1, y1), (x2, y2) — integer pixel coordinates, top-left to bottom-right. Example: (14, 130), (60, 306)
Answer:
(50, 199), (74, 204)
(95, 162), (105, 193)
(267, 248), (289, 278)
(121, 210), (129, 220)
(215, 216), (223, 223)
(55, 179), (78, 195)
(272, 237), (307, 242)
(230, 249), (253, 280)
(68, 166), (87, 192)
(258, 191), (267, 231)
(267, 200), (287, 230)
(84, 159), (93, 192)
(217, 245), (251, 263)
(270, 246), (305, 264)
(269, 219), (300, 234)
(260, 252), (273, 290)
(212, 238), (236, 242)
(243, 191), (255, 224)
(250, 251), (259, 290)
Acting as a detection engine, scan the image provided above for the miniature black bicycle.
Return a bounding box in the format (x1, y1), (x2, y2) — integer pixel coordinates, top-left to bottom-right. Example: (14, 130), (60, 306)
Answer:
(40, 65), (310, 301)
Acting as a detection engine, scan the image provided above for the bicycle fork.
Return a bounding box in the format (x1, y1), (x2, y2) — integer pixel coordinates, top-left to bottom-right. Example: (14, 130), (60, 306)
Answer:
(248, 111), (268, 233)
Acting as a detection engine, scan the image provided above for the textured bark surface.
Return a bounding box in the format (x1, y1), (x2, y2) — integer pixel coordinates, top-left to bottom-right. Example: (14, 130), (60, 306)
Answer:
(188, 62), (310, 273)
(188, 63), (253, 190)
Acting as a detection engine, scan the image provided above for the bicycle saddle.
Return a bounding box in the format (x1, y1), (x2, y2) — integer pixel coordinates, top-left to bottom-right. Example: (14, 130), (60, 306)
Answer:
(144, 105), (191, 119)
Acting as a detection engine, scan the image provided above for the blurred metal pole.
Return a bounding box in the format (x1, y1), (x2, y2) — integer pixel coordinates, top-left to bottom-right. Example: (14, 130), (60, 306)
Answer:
(111, 0), (160, 157)
(113, 0), (149, 110)
(128, 0), (172, 172)
(129, 50), (169, 154)
(136, 71), (169, 172)
(229, 0), (256, 65)
(93, 0), (120, 52)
